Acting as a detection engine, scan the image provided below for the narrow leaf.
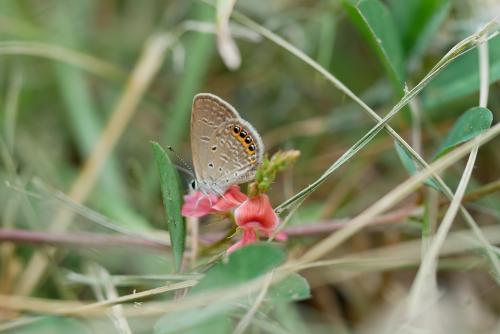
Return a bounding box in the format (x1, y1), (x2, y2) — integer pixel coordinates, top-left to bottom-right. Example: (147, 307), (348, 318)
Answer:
(433, 107), (493, 159)
(152, 141), (185, 271)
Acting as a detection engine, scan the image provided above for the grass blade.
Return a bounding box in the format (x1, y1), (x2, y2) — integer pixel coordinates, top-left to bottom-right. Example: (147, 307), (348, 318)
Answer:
(237, 12), (499, 217)
(299, 120), (500, 264)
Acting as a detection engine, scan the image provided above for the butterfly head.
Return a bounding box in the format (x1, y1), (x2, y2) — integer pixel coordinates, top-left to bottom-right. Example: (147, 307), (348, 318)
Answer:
(191, 178), (227, 197)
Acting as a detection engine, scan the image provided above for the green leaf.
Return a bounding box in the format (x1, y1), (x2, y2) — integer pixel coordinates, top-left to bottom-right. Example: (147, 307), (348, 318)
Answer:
(154, 304), (232, 334)
(342, 0), (405, 90)
(394, 142), (440, 191)
(8, 316), (90, 334)
(423, 35), (500, 110)
(182, 317), (231, 334)
(388, 0), (450, 59)
(394, 107), (493, 190)
(152, 141), (185, 272)
(191, 243), (286, 293)
(155, 244), (300, 334)
(268, 273), (311, 302)
(433, 107), (493, 159)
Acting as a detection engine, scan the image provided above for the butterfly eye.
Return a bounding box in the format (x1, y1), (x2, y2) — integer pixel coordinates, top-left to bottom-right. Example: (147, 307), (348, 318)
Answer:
(190, 180), (197, 190)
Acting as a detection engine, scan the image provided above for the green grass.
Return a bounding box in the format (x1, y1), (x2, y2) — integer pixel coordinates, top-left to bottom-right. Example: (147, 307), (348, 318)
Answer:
(0, 0), (500, 333)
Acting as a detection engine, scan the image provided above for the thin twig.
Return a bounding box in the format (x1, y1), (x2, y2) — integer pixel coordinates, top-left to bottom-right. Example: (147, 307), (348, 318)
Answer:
(460, 178), (500, 203)
(0, 229), (169, 251)
(187, 216), (199, 267)
(286, 206), (417, 236)
(0, 204), (415, 252)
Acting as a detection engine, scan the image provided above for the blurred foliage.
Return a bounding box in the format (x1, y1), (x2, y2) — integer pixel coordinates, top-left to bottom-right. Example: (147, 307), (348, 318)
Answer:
(1, 0), (499, 333)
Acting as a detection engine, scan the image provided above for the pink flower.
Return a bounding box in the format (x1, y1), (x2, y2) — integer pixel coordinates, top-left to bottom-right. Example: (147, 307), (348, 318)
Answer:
(235, 194), (279, 231)
(228, 194), (286, 253)
(181, 185), (247, 218)
(226, 228), (257, 254)
(212, 186), (248, 211)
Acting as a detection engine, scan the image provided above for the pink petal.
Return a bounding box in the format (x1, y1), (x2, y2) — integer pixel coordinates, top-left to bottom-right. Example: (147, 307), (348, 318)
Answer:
(212, 185), (248, 211)
(226, 228), (257, 254)
(234, 194), (279, 231)
(242, 228), (258, 243)
(181, 192), (218, 218)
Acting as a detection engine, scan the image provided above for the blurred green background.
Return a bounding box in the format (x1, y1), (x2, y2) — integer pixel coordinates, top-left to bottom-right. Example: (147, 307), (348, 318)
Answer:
(0, 0), (499, 333)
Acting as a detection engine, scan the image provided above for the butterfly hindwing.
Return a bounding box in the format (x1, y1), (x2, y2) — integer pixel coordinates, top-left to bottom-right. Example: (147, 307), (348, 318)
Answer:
(191, 93), (264, 194)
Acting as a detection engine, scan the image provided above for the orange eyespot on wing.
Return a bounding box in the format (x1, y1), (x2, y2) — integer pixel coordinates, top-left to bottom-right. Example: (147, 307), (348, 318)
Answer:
(231, 125), (259, 157)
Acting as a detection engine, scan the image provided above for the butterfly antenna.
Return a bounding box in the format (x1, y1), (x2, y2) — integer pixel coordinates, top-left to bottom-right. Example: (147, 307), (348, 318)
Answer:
(167, 146), (195, 178)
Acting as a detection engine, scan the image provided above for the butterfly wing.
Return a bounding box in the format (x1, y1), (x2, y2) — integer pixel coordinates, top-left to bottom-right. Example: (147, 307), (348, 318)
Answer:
(191, 93), (264, 194)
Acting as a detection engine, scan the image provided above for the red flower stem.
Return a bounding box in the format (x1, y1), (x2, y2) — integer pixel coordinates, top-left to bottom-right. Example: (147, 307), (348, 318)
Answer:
(0, 206), (415, 251)
(0, 229), (169, 251)
(284, 206), (416, 236)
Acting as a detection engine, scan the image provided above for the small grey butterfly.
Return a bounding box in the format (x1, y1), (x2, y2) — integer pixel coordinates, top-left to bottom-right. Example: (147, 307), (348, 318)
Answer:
(190, 93), (264, 195)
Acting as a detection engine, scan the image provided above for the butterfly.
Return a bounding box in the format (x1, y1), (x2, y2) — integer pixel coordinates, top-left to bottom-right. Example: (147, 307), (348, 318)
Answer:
(190, 93), (264, 196)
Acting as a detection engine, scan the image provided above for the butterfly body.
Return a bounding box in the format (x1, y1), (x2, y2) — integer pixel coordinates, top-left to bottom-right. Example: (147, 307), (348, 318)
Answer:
(191, 93), (264, 195)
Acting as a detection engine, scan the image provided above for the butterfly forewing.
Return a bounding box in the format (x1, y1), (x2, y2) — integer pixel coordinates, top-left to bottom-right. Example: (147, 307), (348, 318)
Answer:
(191, 93), (264, 194)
